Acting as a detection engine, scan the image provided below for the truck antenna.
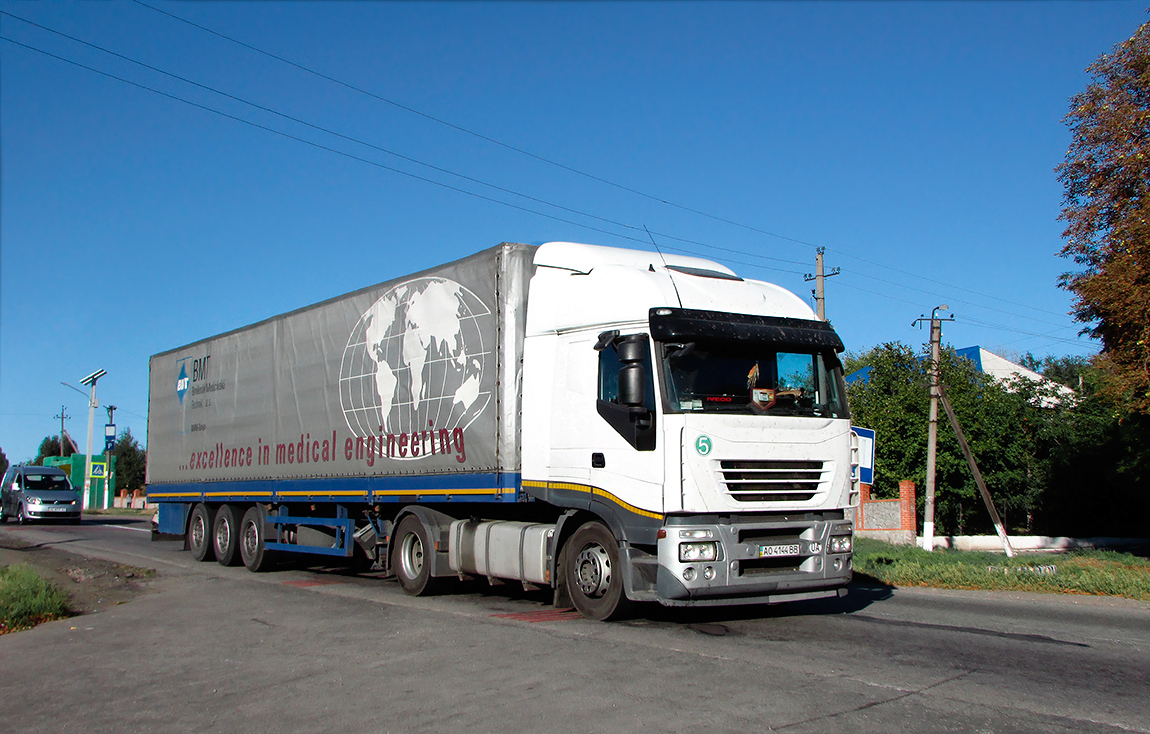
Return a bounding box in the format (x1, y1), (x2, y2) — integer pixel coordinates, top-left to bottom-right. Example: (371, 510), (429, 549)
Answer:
(644, 225), (683, 308)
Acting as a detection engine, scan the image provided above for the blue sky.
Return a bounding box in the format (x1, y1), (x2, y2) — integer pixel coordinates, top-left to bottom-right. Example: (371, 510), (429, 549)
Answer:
(1, 1), (1145, 463)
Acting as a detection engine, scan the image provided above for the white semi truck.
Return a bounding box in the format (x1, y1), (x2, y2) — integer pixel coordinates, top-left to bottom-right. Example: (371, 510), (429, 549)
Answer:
(148, 241), (858, 620)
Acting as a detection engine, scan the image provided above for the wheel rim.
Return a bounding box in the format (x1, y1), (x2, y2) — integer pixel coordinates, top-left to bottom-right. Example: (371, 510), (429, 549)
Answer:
(399, 532), (424, 580)
(216, 517), (231, 553)
(241, 520), (259, 559)
(574, 543), (613, 598)
(191, 514), (206, 549)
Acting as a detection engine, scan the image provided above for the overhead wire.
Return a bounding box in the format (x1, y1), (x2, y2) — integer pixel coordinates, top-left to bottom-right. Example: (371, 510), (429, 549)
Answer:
(129, 0), (1076, 323)
(0, 13), (1092, 351)
(0, 10), (811, 275)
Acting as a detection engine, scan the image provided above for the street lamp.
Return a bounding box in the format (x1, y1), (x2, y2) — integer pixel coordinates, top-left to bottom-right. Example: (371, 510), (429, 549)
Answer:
(66, 369), (106, 509)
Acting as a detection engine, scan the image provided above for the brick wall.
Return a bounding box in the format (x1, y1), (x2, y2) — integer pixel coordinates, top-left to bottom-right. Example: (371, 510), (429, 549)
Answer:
(855, 480), (917, 545)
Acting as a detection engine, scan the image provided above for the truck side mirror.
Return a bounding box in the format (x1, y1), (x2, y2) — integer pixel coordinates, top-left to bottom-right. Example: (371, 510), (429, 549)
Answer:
(616, 337), (646, 407)
(619, 363), (644, 407)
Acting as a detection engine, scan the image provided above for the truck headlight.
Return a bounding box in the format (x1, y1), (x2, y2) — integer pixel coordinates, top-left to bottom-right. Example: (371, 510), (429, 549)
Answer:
(830, 536), (853, 553)
(27, 497), (43, 506)
(679, 542), (718, 562)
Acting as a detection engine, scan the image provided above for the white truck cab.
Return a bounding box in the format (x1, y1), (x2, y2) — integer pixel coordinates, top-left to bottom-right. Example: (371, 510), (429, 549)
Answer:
(521, 243), (856, 617)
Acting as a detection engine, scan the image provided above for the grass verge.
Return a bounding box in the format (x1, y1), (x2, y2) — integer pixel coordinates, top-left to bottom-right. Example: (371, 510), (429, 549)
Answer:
(854, 537), (1150, 602)
(0, 563), (72, 634)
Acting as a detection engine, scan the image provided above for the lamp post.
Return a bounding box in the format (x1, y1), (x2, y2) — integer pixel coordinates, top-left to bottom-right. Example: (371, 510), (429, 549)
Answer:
(64, 370), (107, 509)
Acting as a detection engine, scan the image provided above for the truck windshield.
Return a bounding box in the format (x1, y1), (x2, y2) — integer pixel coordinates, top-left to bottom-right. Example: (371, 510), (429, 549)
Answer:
(660, 341), (848, 418)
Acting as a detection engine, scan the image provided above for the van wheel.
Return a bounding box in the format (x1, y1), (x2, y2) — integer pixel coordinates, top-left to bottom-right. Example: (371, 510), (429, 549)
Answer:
(239, 506), (274, 572)
(391, 515), (440, 596)
(564, 521), (632, 621)
(17, 504), (29, 526)
(188, 504), (217, 562)
(213, 504), (243, 567)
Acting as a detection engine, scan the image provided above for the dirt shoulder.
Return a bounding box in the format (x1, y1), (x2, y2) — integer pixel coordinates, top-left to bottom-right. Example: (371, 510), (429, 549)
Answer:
(0, 534), (157, 616)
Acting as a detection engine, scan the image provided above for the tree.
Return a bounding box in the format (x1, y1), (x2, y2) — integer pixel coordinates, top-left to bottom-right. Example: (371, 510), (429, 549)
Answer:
(33, 436), (75, 465)
(848, 344), (1150, 537)
(1057, 16), (1150, 414)
(0, 447), (8, 479)
(113, 429), (147, 493)
(847, 343), (1046, 534)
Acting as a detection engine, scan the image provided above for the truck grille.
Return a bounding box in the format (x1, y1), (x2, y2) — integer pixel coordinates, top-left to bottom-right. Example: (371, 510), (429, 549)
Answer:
(718, 460), (824, 502)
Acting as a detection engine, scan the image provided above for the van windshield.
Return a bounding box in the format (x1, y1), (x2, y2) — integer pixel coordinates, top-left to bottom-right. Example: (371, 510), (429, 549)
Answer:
(660, 341), (848, 418)
(24, 474), (72, 491)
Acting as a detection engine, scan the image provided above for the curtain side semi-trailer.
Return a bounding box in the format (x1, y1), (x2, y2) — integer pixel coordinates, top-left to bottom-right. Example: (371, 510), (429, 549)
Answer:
(148, 241), (858, 620)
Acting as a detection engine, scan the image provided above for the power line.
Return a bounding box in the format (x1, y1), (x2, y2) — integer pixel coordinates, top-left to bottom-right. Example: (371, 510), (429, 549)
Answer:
(129, 0), (1076, 323)
(0, 23), (1090, 350)
(1, 10), (811, 276)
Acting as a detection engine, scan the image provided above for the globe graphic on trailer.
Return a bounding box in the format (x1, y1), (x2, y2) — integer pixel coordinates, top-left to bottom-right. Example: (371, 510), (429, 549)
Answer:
(340, 278), (491, 456)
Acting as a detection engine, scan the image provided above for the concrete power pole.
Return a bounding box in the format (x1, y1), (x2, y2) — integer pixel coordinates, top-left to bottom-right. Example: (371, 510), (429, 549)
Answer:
(913, 306), (951, 551)
(804, 248), (840, 321)
(54, 406), (70, 457)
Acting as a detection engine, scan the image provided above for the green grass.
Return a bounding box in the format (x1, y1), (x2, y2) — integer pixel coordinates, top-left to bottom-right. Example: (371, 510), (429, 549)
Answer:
(854, 537), (1150, 601)
(0, 564), (72, 634)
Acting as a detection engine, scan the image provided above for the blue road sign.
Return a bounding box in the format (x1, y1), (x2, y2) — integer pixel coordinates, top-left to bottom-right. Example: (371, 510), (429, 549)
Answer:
(851, 426), (876, 485)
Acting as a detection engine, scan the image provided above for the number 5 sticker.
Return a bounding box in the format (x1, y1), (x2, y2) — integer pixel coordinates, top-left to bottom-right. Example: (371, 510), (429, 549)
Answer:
(695, 435), (712, 456)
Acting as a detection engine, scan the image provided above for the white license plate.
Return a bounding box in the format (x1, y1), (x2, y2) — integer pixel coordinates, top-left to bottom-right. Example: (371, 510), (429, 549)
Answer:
(759, 543), (801, 558)
(46, 507), (69, 512)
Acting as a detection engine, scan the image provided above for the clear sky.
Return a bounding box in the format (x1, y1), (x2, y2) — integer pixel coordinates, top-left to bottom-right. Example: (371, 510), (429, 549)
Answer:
(1, 1), (1145, 463)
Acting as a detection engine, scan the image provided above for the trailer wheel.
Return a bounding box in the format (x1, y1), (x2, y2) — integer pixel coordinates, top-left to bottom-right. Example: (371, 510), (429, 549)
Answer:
(188, 503), (217, 562)
(391, 515), (440, 596)
(564, 521), (632, 621)
(213, 504), (243, 566)
(239, 506), (274, 572)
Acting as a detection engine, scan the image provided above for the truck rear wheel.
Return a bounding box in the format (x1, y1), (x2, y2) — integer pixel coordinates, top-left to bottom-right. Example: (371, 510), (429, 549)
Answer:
(188, 503), (216, 562)
(391, 515), (440, 596)
(239, 506), (274, 572)
(213, 504), (243, 566)
(564, 521), (632, 621)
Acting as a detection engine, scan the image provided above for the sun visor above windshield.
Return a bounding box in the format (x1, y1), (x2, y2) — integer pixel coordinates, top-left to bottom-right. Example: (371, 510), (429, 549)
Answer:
(649, 308), (845, 352)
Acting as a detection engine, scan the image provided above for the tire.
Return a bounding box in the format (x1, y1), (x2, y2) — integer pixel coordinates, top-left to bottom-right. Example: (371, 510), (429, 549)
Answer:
(188, 503), (217, 562)
(0, 502), (7, 524)
(391, 515), (440, 596)
(17, 504), (29, 526)
(564, 521), (632, 621)
(213, 504), (243, 567)
(239, 506), (275, 572)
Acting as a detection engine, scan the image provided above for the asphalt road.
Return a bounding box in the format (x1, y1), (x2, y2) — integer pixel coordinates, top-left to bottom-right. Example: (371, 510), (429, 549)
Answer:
(2, 518), (1148, 734)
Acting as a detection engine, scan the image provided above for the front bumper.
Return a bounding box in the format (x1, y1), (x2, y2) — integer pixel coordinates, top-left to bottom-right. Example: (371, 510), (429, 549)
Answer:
(25, 506), (81, 520)
(655, 512), (852, 606)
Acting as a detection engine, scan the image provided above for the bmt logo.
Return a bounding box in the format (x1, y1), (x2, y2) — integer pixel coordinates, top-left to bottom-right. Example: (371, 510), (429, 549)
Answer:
(176, 355), (209, 406)
(176, 362), (190, 405)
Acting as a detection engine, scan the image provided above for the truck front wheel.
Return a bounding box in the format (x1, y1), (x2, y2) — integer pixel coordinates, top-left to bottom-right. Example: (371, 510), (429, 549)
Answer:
(564, 521), (632, 621)
(391, 515), (440, 596)
(188, 503), (216, 562)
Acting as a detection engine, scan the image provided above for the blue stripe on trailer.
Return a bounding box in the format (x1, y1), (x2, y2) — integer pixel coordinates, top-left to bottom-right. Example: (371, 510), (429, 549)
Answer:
(147, 472), (523, 504)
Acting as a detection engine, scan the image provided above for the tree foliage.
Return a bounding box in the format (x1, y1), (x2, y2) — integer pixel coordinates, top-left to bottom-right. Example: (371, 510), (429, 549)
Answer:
(1057, 16), (1150, 413)
(113, 429), (147, 492)
(0, 448), (8, 479)
(848, 344), (1150, 537)
(32, 435), (77, 466)
(848, 343), (1045, 534)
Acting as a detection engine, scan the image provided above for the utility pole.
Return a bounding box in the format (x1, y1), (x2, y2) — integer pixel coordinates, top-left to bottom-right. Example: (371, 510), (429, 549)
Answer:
(54, 406), (70, 457)
(804, 247), (840, 321)
(912, 306), (952, 551)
